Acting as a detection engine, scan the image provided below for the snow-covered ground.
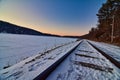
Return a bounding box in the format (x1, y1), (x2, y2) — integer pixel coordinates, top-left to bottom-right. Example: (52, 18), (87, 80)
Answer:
(0, 33), (79, 80)
(0, 34), (77, 70)
(88, 40), (120, 63)
(47, 40), (120, 80)
(1, 34), (120, 80)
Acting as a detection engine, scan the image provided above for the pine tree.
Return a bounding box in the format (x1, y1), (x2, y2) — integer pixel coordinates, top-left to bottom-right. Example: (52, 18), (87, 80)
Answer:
(88, 0), (120, 45)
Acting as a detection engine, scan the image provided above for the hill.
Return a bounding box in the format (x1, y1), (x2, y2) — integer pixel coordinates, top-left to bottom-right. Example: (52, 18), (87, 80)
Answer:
(0, 20), (59, 37)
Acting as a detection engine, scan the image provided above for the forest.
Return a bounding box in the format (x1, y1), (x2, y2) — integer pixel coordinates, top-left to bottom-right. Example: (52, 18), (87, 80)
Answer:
(83, 0), (120, 45)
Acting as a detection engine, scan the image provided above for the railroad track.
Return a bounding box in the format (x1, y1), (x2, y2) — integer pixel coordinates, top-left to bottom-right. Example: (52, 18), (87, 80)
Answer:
(34, 41), (82, 80)
(87, 41), (120, 68)
(34, 40), (120, 80)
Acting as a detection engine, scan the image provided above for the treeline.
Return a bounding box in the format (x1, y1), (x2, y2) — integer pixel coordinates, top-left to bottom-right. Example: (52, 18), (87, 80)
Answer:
(0, 20), (60, 37)
(0, 21), (44, 35)
(83, 0), (120, 45)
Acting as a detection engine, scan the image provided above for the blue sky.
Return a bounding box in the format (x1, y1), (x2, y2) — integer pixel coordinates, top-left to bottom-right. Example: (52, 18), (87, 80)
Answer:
(0, 0), (106, 36)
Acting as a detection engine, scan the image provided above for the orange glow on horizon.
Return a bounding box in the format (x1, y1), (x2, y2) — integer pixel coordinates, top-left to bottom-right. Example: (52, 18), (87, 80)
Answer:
(0, 18), (86, 36)
(0, 1), (88, 36)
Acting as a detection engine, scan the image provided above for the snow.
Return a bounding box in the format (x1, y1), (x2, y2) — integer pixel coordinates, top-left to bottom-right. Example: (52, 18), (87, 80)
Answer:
(88, 40), (120, 63)
(0, 33), (76, 70)
(47, 40), (120, 80)
(1, 34), (119, 80)
(0, 33), (79, 80)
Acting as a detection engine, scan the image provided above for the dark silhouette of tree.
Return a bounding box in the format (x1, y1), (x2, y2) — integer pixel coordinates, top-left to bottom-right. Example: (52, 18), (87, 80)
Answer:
(84, 0), (120, 45)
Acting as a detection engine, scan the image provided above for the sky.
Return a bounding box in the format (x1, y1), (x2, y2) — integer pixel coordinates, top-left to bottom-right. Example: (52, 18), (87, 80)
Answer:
(0, 0), (106, 36)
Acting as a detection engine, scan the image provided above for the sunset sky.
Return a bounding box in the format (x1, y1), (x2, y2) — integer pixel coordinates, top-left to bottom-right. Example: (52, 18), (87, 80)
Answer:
(0, 0), (106, 36)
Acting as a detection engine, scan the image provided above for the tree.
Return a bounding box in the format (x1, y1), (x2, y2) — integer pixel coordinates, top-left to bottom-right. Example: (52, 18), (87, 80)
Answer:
(87, 0), (120, 45)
